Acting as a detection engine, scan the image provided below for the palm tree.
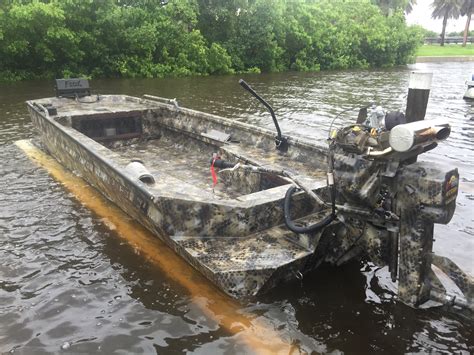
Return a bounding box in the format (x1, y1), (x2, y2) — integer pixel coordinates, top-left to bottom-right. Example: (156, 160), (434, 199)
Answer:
(461, 0), (474, 46)
(405, 0), (417, 13)
(431, 0), (463, 46)
(373, 0), (417, 15)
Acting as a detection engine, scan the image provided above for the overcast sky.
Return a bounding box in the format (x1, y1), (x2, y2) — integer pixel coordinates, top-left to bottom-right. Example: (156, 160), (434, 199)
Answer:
(405, 0), (471, 33)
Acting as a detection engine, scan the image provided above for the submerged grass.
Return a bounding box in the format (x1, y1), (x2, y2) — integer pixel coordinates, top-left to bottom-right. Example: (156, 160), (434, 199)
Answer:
(417, 44), (474, 57)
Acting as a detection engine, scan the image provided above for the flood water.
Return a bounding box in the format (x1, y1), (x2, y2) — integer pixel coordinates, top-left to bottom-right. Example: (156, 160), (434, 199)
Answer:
(1, 62), (473, 353)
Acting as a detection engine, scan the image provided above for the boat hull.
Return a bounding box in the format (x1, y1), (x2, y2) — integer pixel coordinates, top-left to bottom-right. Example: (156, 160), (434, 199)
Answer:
(26, 96), (332, 298)
(24, 88), (473, 317)
(463, 86), (474, 100)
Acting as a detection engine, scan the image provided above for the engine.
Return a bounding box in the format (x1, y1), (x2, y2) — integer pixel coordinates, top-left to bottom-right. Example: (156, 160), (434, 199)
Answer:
(330, 107), (463, 310)
(331, 107), (457, 222)
(239, 75), (470, 316)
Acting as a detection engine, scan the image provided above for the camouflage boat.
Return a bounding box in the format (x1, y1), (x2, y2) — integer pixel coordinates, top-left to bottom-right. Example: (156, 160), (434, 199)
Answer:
(26, 77), (472, 317)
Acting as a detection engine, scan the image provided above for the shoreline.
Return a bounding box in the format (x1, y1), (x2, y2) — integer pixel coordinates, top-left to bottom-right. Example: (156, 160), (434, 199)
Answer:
(416, 56), (474, 63)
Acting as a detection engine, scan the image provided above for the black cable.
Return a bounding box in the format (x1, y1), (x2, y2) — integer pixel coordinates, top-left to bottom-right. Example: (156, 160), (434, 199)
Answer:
(283, 186), (336, 234)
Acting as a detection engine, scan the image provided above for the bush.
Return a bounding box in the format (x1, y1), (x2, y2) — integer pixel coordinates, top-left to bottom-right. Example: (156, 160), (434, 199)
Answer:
(0, 0), (423, 81)
(208, 43), (233, 75)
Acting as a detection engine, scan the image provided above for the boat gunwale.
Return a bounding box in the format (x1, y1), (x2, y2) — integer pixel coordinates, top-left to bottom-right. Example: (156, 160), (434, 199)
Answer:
(134, 95), (328, 155)
(29, 94), (329, 166)
(26, 98), (327, 208)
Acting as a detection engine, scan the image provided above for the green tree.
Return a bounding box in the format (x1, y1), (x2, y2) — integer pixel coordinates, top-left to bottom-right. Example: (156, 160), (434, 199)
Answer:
(59, 0), (116, 77)
(0, 0), (423, 81)
(153, 0), (214, 76)
(208, 43), (233, 74)
(279, 0), (422, 70)
(431, 0), (463, 46)
(420, 27), (439, 38)
(461, 0), (474, 46)
(0, 0), (79, 80)
(196, 0), (248, 44)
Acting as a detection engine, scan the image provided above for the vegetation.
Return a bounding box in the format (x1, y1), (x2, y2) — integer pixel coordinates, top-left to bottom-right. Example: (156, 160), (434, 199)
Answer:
(416, 43), (474, 56)
(428, 1), (473, 46)
(447, 29), (474, 36)
(0, 0), (424, 82)
(371, 0), (417, 15)
(422, 28), (440, 38)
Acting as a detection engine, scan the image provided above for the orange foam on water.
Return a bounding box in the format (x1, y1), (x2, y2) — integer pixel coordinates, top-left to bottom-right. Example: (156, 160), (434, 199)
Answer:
(15, 139), (302, 354)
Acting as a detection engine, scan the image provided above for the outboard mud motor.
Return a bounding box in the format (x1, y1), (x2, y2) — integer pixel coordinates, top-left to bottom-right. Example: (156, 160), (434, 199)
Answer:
(238, 72), (471, 318)
(331, 112), (461, 306)
(329, 72), (470, 316)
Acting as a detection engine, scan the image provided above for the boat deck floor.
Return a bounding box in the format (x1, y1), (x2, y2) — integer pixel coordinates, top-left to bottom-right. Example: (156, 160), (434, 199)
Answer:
(110, 138), (243, 199)
(170, 209), (334, 297)
(110, 137), (327, 201)
(172, 229), (312, 297)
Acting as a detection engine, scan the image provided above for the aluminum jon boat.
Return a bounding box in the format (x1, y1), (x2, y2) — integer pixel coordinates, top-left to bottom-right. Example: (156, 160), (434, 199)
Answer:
(26, 77), (472, 318)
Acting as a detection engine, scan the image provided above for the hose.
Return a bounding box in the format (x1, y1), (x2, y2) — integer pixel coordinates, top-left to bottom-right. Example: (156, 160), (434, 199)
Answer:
(210, 156), (337, 234)
(283, 138), (338, 234)
(283, 185), (336, 234)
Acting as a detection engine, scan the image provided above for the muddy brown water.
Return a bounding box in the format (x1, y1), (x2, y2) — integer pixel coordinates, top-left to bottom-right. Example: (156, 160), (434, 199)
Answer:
(1, 62), (473, 353)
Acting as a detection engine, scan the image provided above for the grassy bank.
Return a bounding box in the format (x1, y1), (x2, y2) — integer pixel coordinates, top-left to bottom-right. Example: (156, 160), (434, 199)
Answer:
(417, 44), (474, 57)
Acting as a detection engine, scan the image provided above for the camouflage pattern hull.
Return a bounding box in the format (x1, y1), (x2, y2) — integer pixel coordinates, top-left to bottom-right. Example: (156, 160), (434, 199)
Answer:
(26, 95), (334, 298)
(26, 94), (473, 317)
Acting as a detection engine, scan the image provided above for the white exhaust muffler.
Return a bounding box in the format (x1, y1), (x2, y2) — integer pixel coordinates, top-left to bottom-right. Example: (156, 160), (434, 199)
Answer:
(389, 120), (451, 153)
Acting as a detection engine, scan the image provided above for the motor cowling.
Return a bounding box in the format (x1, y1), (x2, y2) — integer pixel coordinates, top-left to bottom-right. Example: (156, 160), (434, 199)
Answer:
(330, 123), (390, 209)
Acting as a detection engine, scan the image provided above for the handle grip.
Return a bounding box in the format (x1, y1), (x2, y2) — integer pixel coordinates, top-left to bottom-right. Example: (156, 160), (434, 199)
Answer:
(239, 79), (252, 92)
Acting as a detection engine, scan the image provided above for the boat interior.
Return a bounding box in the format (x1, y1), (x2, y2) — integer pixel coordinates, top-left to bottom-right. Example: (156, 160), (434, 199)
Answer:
(38, 95), (328, 200)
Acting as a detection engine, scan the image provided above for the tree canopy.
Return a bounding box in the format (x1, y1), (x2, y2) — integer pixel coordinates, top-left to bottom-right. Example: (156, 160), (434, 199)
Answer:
(371, 0), (417, 15)
(0, 0), (424, 81)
